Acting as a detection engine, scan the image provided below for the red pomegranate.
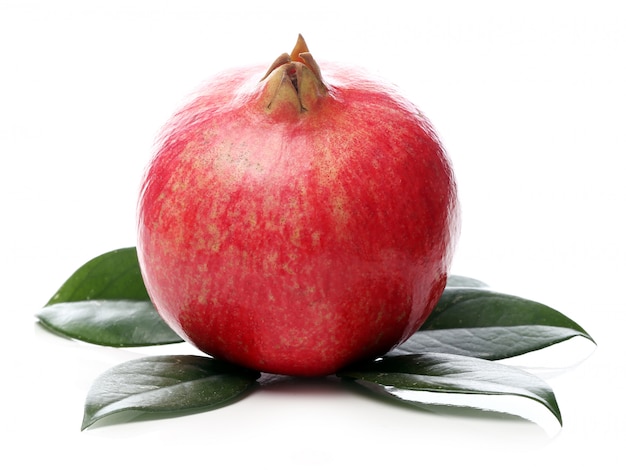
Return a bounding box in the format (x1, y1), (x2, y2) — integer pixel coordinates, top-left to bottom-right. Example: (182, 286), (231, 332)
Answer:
(137, 35), (459, 376)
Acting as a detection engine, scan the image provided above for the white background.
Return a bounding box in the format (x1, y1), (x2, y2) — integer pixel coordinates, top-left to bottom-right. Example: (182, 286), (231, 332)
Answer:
(1, 0), (624, 468)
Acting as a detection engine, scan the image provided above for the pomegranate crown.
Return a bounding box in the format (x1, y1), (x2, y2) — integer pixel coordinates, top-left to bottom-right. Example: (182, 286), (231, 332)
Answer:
(261, 35), (327, 113)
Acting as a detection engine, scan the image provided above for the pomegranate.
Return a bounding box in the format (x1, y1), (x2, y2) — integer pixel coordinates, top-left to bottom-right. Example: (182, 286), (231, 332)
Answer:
(137, 35), (459, 376)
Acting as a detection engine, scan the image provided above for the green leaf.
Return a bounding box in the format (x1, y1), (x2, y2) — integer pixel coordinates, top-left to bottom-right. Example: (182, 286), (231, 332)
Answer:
(37, 247), (183, 346)
(446, 275), (489, 288)
(339, 353), (562, 428)
(81, 355), (260, 430)
(37, 300), (182, 346)
(390, 287), (595, 360)
(46, 247), (149, 305)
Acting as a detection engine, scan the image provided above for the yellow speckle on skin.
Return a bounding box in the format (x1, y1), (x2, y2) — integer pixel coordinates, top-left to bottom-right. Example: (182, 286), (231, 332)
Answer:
(203, 223), (224, 253)
(289, 226), (301, 247)
(281, 262), (296, 276)
(311, 231), (321, 248)
(246, 211), (257, 229)
(330, 192), (350, 234)
(262, 250), (279, 275)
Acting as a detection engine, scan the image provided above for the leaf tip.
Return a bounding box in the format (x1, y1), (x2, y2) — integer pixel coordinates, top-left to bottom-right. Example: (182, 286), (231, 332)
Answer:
(80, 415), (94, 431)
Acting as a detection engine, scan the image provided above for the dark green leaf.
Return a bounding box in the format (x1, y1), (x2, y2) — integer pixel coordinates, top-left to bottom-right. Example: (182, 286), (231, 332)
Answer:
(81, 355), (260, 430)
(37, 247), (183, 346)
(339, 353), (562, 428)
(46, 247), (149, 305)
(37, 300), (182, 346)
(390, 288), (595, 359)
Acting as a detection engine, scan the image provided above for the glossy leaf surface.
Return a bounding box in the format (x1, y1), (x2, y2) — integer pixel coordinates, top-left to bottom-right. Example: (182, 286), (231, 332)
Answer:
(46, 247), (149, 305)
(82, 355), (260, 430)
(37, 247), (182, 346)
(390, 288), (595, 359)
(37, 300), (182, 346)
(339, 353), (562, 427)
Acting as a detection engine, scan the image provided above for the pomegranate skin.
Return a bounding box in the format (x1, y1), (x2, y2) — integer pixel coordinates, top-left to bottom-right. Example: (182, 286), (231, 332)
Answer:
(137, 44), (459, 376)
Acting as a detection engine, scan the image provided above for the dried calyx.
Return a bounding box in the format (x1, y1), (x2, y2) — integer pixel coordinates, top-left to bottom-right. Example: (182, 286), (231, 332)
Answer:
(261, 35), (328, 113)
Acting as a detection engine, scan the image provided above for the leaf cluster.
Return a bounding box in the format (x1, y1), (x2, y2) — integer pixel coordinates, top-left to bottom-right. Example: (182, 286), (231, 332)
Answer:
(36, 248), (595, 430)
